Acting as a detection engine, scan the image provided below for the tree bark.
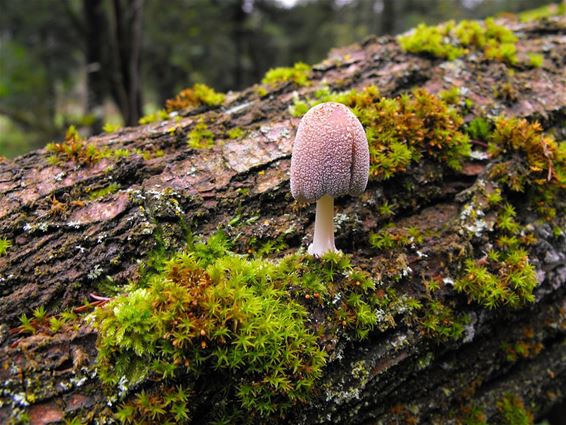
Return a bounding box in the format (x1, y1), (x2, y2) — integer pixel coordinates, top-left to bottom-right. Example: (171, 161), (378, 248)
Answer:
(1, 16), (565, 425)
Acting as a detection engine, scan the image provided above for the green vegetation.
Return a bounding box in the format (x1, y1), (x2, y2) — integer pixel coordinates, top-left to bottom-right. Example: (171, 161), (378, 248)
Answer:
(292, 85), (471, 179)
(398, 18), (518, 64)
(419, 299), (468, 341)
(488, 117), (565, 193)
(46, 126), (132, 166)
(93, 232), (425, 421)
(226, 127), (245, 139)
(88, 183), (121, 200)
(103, 122), (122, 134)
(139, 109), (170, 125)
(495, 394), (533, 425)
(187, 120), (215, 149)
(527, 53), (544, 68)
(466, 117), (492, 141)
(519, 4), (565, 22)
(47, 126), (105, 166)
(261, 62), (312, 87)
(166, 83), (226, 112)
(0, 238), (12, 256)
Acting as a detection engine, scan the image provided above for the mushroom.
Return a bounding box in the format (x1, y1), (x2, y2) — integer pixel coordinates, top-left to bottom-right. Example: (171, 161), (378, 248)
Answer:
(290, 102), (369, 257)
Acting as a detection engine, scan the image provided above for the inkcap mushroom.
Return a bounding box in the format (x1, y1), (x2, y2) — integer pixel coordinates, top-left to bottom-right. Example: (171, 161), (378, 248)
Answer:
(291, 102), (369, 257)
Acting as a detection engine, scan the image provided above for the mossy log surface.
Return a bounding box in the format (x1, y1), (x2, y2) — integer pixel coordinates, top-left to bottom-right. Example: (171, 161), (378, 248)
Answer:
(1, 16), (565, 425)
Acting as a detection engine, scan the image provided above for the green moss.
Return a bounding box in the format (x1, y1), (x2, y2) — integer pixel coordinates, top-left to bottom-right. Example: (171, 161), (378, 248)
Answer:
(458, 404), (488, 425)
(466, 117), (493, 141)
(488, 117), (565, 193)
(187, 120), (214, 149)
(139, 109), (170, 125)
(0, 238), (12, 256)
(439, 87), (461, 105)
(103, 122), (122, 134)
(93, 231), (422, 420)
(88, 183), (121, 200)
(226, 127), (245, 139)
(398, 18), (518, 65)
(47, 125), (132, 166)
(261, 62), (312, 87)
(519, 4), (565, 22)
(527, 53), (544, 68)
(419, 299), (468, 341)
(495, 394), (533, 425)
(292, 85), (470, 179)
(166, 83), (225, 112)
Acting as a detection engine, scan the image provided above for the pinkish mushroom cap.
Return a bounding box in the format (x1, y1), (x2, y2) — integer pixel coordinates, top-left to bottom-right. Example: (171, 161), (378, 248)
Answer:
(290, 102), (369, 203)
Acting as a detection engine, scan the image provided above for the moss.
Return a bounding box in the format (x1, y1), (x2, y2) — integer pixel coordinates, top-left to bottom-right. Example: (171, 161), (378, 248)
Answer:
(418, 299), (469, 341)
(519, 4), (565, 22)
(292, 85), (471, 179)
(139, 109), (169, 125)
(166, 83), (226, 112)
(47, 126), (105, 166)
(226, 127), (245, 140)
(488, 117), (565, 193)
(527, 53), (544, 68)
(465, 117), (493, 142)
(458, 404), (488, 425)
(103, 122), (122, 134)
(187, 120), (215, 149)
(93, 231), (422, 421)
(439, 86), (461, 105)
(0, 238), (12, 256)
(495, 394), (533, 425)
(47, 126), (131, 166)
(88, 183), (121, 200)
(398, 18), (518, 65)
(261, 62), (312, 87)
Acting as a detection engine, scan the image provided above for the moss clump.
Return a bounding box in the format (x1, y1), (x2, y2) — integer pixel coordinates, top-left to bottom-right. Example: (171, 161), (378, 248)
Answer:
(261, 62), (312, 87)
(369, 225), (424, 251)
(103, 122), (122, 134)
(139, 109), (170, 125)
(187, 120), (215, 149)
(398, 18), (518, 65)
(419, 299), (469, 341)
(47, 126), (131, 166)
(527, 53), (544, 68)
(495, 394), (533, 425)
(519, 4), (565, 22)
(0, 238), (12, 256)
(47, 126), (105, 166)
(94, 232), (401, 421)
(226, 127), (245, 140)
(88, 183), (120, 200)
(465, 117), (493, 142)
(166, 83), (226, 112)
(488, 117), (565, 193)
(292, 85), (471, 179)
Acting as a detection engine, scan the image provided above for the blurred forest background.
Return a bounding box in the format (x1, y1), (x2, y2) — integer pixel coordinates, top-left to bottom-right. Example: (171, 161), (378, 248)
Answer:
(0, 0), (562, 158)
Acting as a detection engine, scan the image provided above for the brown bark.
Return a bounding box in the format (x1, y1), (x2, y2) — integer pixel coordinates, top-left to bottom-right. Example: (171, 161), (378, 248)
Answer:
(1, 16), (565, 425)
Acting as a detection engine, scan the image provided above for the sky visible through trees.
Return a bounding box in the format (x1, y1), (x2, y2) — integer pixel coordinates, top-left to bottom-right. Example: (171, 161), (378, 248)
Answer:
(0, 0), (561, 157)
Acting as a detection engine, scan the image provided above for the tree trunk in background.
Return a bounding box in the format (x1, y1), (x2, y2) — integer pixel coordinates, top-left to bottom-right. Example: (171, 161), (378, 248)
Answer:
(84, 0), (106, 135)
(381, 0), (396, 34)
(0, 16), (565, 425)
(109, 0), (144, 126)
(232, 0), (247, 89)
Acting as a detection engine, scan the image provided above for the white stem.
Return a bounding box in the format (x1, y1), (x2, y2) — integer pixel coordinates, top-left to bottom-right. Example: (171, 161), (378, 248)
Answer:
(308, 194), (337, 257)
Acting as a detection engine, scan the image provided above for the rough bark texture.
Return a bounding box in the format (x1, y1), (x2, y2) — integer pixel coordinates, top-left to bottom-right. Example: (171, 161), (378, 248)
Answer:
(1, 16), (565, 425)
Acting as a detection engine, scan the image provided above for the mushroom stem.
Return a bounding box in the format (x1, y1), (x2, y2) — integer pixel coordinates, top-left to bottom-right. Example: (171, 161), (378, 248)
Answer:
(308, 194), (337, 257)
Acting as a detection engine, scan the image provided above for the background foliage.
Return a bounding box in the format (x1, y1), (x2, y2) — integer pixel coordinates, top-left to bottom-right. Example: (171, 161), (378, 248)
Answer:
(0, 0), (561, 157)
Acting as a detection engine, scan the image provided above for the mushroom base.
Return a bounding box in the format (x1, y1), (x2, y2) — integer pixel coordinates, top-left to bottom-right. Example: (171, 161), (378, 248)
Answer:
(308, 194), (337, 257)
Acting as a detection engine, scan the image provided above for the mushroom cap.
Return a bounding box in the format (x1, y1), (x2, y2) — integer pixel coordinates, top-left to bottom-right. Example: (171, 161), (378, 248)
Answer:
(291, 102), (369, 203)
